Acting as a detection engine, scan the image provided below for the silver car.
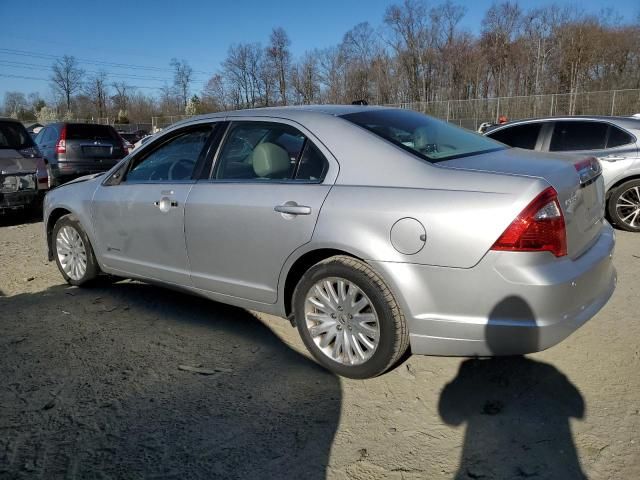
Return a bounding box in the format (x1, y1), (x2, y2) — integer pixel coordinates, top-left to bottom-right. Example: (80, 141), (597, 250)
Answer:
(486, 116), (640, 231)
(43, 106), (616, 378)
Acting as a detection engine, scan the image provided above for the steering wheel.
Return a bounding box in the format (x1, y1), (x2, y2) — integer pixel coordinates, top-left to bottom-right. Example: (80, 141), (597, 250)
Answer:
(168, 158), (196, 180)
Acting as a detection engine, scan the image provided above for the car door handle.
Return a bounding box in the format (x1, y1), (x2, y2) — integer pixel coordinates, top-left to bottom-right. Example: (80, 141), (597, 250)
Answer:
(597, 155), (625, 162)
(274, 204), (312, 215)
(154, 197), (178, 211)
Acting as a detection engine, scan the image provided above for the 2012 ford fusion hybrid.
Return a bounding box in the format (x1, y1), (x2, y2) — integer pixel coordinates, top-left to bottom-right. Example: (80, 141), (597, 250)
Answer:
(43, 106), (616, 378)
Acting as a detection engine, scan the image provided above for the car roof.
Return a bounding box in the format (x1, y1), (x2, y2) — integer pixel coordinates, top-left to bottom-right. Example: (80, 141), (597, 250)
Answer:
(489, 115), (640, 132)
(0, 117), (24, 124)
(173, 104), (392, 127)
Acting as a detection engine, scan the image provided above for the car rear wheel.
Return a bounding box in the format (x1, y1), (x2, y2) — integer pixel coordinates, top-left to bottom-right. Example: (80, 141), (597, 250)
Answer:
(293, 255), (409, 379)
(608, 179), (640, 232)
(53, 214), (99, 286)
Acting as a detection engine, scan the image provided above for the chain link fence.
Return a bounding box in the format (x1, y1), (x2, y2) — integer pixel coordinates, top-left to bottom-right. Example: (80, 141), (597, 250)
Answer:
(387, 89), (640, 131)
(151, 115), (194, 132)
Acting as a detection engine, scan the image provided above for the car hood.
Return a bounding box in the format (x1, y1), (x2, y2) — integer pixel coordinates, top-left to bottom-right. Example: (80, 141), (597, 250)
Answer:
(63, 172), (105, 186)
(0, 149), (38, 174)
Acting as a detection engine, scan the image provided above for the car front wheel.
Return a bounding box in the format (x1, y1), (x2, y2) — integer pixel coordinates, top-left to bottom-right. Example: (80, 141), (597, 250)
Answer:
(608, 179), (640, 232)
(293, 255), (409, 379)
(52, 214), (99, 286)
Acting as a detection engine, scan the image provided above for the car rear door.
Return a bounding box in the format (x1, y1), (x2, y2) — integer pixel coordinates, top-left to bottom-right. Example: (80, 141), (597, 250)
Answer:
(36, 126), (58, 164)
(184, 119), (337, 304)
(543, 120), (638, 189)
(91, 122), (218, 284)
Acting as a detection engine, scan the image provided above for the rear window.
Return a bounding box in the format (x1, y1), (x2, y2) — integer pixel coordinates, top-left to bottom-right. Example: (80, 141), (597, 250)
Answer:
(67, 124), (119, 141)
(487, 123), (542, 150)
(341, 109), (504, 162)
(550, 121), (607, 151)
(0, 121), (35, 149)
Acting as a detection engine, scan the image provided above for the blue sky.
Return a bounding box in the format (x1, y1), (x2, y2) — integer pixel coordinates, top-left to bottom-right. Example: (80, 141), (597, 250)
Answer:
(1, 0), (638, 101)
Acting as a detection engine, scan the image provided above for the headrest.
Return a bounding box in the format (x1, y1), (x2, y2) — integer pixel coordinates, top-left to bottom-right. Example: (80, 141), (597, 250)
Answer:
(251, 142), (291, 178)
(413, 126), (433, 151)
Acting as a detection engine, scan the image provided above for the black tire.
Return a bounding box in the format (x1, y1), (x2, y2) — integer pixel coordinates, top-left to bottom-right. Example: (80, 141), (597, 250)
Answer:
(292, 255), (409, 379)
(607, 179), (640, 232)
(52, 214), (100, 286)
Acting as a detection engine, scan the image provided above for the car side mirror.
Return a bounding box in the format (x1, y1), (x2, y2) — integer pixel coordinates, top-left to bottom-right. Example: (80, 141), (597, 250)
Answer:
(104, 161), (129, 186)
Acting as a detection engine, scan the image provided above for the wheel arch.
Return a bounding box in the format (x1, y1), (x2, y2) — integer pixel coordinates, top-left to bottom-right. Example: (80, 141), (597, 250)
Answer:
(282, 248), (364, 318)
(606, 174), (640, 199)
(46, 207), (73, 261)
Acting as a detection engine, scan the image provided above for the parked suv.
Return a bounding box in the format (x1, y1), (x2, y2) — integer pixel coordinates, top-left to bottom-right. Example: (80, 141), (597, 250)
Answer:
(35, 123), (128, 186)
(485, 116), (640, 231)
(0, 118), (43, 214)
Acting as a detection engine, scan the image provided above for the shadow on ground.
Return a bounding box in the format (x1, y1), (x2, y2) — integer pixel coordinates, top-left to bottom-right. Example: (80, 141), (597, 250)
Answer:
(439, 295), (587, 479)
(0, 208), (42, 228)
(0, 280), (341, 479)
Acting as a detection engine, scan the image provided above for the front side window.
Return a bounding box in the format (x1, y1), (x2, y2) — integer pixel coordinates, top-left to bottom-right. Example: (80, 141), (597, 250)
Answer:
(550, 121), (607, 151)
(487, 123), (542, 150)
(214, 122), (328, 181)
(125, 126), (211, 182)
(341, 109), (504, 162)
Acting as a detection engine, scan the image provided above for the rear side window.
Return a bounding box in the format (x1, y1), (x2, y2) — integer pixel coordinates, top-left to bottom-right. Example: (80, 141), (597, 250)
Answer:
(295, 142), (328, 181)
(214, 122), (328, 182)
(607, 126), (634, 148)
(550, 121), (607, 151)
(66, 124), (119, 141)
(487, 123), (542, 150)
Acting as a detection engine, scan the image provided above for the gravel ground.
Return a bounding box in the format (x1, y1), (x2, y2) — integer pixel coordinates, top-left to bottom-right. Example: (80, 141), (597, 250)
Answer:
(0, 216), (638, 479)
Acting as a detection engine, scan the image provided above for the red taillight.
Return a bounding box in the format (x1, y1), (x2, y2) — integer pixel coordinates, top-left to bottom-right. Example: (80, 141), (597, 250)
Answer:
(491, 187), (567, 257)
(55, 125), (67, 154)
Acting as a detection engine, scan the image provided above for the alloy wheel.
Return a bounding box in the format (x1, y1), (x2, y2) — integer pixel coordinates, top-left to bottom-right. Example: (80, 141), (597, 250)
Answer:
(56, 226), (88, 281)
(615, 186), (640, 228)
(304, 277), (380, 366)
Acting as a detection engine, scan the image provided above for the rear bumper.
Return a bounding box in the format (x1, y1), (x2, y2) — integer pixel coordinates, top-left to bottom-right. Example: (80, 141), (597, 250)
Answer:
(372, 223), (616, 356)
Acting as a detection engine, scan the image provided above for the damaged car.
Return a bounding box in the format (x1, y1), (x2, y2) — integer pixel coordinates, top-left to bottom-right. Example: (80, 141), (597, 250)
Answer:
(0, 118), (43, 215)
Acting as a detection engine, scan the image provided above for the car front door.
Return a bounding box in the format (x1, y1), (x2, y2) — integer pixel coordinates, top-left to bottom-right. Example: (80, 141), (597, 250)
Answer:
(185, 120), (337, 304)
(91, 123), (216, 285)
(485, 121), (546, 150)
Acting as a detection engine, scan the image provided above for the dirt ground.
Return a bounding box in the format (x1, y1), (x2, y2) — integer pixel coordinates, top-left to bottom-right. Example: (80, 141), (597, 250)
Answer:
(1, 215), (638, 479)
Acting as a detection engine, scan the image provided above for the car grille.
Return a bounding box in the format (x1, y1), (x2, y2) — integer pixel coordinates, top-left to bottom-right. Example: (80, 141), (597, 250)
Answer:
(0, 173), (37, 194)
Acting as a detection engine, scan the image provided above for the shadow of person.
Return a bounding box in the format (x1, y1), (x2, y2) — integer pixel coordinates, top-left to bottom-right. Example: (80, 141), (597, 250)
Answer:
(438, 296), (587, 479)
(0, 281), (341, 479)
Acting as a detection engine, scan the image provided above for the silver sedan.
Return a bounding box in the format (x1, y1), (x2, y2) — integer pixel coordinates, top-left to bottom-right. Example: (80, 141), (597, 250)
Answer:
(44, 106), (616, 378)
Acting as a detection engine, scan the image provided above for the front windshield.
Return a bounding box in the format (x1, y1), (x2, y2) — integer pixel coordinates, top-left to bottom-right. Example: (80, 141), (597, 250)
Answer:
(341, 109), (504, 163)
(0, 121), (35, 150)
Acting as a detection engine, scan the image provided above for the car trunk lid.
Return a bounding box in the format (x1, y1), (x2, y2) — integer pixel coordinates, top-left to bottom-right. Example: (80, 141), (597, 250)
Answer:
(439, 148), (605, 259)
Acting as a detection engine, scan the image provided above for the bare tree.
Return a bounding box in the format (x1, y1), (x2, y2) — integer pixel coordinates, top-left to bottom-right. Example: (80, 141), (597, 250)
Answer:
(51, 55), (84, 112)
(84, 71), (109, 118)
(170, 58), (194, 111)
(223, 43), (264, 108)
(202, 73), (229, 111)
(291, 51), (321, 104)
(3, 91), (28, 117)
(384, 0), (432, 102)
(267, 27), (291, 105)
(112, 81), (130, 113)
